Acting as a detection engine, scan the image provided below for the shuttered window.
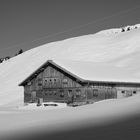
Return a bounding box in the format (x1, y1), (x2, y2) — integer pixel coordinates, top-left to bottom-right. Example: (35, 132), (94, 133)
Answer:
(93, 89), (98, 97)
(76, 89), (81, 97)
(68, 90), (72, 97)
(60, 90), (64, 97)
(38, 78), (42, 86)
(43, 78), (60, 88)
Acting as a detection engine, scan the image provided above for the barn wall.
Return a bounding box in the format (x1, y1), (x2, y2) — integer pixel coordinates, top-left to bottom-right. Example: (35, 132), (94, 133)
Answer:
(23, 64), (140, 104)
(42, 88), (86, 103)
(24, 65), (83, 103)
(85, 86), (117, 102)
(85, 84), (140, 100)
(115, 85), (140, 98)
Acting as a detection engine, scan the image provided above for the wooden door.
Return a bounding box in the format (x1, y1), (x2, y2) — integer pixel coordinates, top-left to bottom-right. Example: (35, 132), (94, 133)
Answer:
(31, 91), (36, 102)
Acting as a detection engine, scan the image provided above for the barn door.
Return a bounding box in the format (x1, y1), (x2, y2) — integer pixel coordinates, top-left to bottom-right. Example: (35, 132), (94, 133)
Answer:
(31, 91), (36, 102)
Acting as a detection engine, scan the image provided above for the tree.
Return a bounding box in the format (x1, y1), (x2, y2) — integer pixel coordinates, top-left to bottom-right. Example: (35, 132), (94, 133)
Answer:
(121, 28), (125, 32)
(18, 49), (23, 54)
(0, 58), (3, 63)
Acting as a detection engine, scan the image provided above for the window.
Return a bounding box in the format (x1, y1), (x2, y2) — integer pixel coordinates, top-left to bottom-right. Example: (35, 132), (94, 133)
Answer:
(63, 79), (68, 84)
(122, 91), (125, 93)
(60, 90), (64, 97)
(54, 91), (57, 95)
(133, 91), (136, 94)
(38, 78), (42, 86)
(63, 79), (68, 87)
(93, 89), (98, 97)
(68, 90), (72, 97)
(38, 78), (42, 81)
(27, 82), (31, 86)
(76, 89), (81, 97)
(38, 83), (42, 86)
(49, 90), (52, 95)
(43, 78), (60, 88)
(43, 78), (48, 86)
(54, 79), (57, 84)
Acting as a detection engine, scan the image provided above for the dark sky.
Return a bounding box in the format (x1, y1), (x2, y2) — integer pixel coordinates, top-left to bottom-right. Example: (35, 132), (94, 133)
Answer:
(0, 0), (140, 57)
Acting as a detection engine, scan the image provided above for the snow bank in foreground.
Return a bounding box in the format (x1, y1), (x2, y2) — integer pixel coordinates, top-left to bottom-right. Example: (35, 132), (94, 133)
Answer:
(1, 94), (140, 140)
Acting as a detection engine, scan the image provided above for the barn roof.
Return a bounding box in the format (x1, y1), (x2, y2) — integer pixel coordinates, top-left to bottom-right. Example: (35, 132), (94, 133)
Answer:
(19, 59), (140, 86)
(19, 60), (84, 86)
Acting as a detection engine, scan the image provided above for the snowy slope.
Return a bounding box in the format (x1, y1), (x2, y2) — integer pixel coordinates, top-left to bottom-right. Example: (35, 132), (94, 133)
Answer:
(1, 95), (140, 140)
(1, 24), (140, 106)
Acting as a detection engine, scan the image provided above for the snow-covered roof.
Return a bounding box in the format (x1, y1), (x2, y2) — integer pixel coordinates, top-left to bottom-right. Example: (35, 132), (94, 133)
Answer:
(19, 59), (140, 86)
(52, 59), (140, 84)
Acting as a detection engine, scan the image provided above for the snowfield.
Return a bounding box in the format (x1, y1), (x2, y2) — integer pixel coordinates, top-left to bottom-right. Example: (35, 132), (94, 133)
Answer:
(1, 24), (140, 139)
(1, 95), (140, 140)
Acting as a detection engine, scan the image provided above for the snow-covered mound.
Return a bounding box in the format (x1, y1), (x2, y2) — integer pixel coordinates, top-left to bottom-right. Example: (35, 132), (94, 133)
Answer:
(1, 94), (140, 140)
(1, 24), (140, 106)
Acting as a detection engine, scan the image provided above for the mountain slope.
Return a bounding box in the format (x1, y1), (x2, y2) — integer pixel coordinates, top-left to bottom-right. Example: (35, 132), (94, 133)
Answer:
(0, 24), (140, 106)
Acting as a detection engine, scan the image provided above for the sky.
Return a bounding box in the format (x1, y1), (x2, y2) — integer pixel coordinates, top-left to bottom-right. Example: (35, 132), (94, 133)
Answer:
(0, 0), (140, 57)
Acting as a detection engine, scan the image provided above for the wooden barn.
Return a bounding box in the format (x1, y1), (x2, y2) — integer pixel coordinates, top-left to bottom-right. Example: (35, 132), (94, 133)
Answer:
(19, 60), (140, 105)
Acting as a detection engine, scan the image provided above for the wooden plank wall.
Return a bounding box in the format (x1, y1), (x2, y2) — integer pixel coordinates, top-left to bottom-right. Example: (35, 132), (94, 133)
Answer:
(86, 87), (117, 102)
(24, 65), (82, 103)
(23, 65), (140, 103)
(115, 85), (140, 98)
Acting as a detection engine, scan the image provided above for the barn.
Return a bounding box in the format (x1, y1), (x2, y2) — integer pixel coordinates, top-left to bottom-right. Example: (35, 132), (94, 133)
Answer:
(19, 60), (140, 105)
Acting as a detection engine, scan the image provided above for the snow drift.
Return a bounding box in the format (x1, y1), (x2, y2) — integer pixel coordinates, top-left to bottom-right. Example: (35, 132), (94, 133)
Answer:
(1, 95), (140, 140)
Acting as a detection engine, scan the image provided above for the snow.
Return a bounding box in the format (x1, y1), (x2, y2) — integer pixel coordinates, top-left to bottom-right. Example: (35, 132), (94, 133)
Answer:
(97, 23), (140, 35)
(52, 59), (140, 82)
(0, 24), (140, 106)
(0, 94), (140, 139)
(0, 23), (140, 139)
(18, 102), (67, 110)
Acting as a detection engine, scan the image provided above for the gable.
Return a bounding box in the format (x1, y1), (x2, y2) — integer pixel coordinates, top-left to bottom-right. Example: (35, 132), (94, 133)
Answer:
(42, 65), (82, 88)
(19, 60), (83, 87)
